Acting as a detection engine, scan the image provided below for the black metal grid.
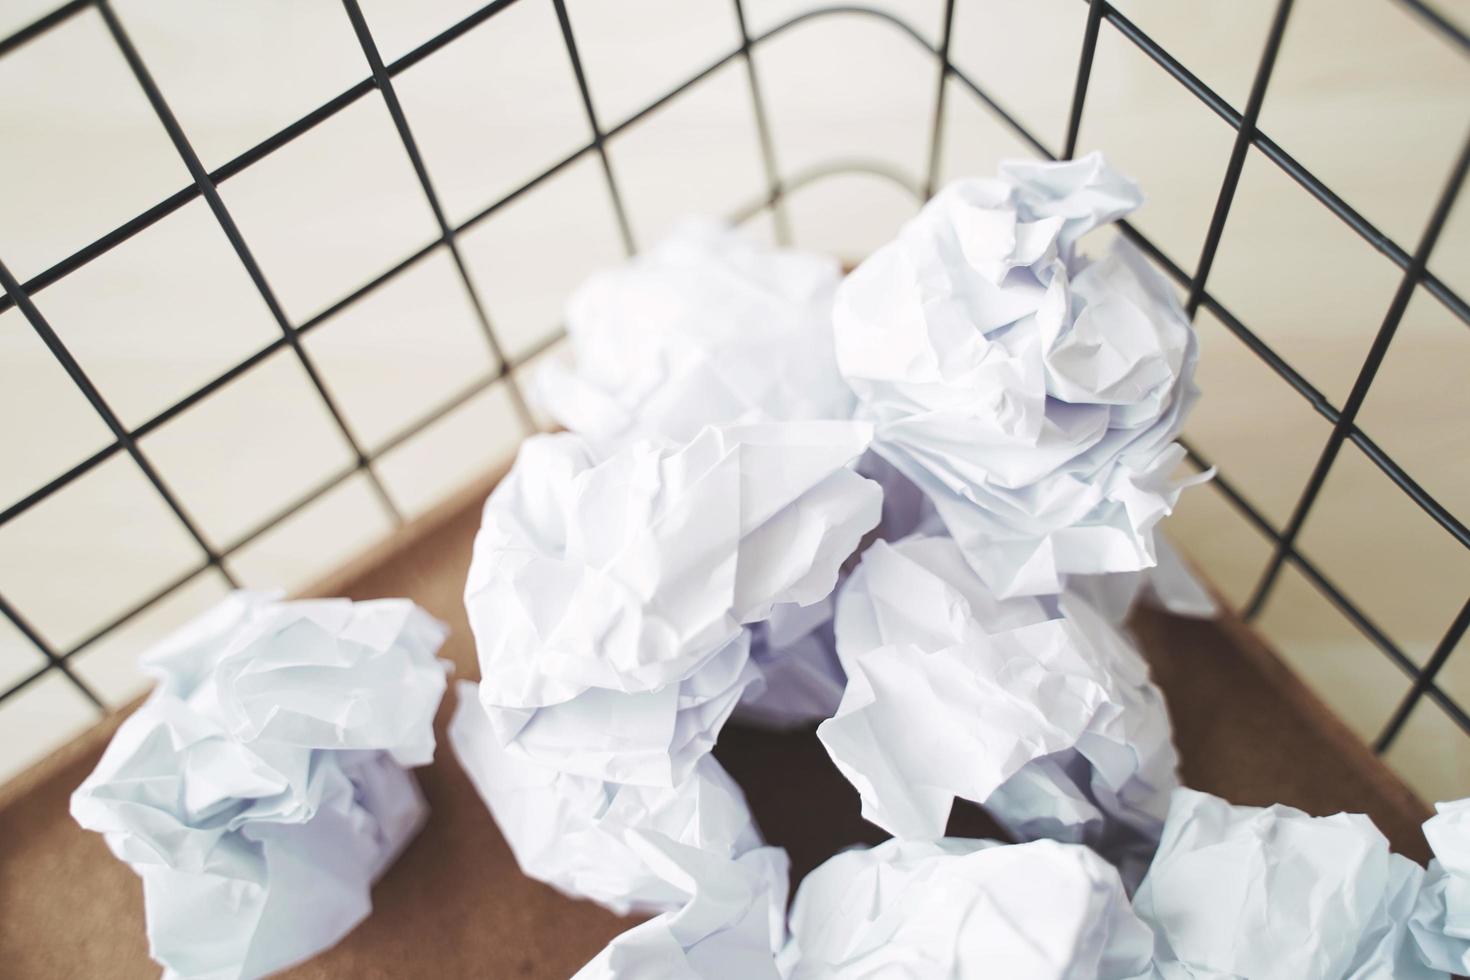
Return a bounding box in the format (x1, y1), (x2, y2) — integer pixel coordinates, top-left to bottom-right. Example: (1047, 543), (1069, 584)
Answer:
(1, 0), (1467, 764)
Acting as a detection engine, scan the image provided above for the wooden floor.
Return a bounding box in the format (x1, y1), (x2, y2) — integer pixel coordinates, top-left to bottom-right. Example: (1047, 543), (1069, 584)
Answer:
(0, 468), (1433, 980)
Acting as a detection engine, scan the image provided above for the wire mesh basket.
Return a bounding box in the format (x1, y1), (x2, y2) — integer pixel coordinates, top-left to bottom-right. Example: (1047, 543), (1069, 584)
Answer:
(1, 0), (1467, 801)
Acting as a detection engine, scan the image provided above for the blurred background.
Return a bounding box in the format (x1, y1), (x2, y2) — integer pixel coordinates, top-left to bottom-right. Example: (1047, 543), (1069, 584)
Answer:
(1, 0), (1466, 803)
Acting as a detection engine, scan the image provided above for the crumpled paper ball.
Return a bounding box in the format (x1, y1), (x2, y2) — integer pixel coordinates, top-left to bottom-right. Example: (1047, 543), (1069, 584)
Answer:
(573, 834), (790, 980)
(780, 836), (1154, 979)
(823, 533), (1178, 886)
(1411, 797), (1470, 974)
(1134, 788), (1438, 980)
(833, 152), (1206, 599)
(70, 593), (450, 980)
(536, 217), (851, 451)
(465, 422), (881, 786)
(449, 680), (766, 915)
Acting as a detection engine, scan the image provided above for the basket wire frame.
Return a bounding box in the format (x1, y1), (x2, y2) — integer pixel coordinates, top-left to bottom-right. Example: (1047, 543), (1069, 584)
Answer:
(1, 0), (1467, 763)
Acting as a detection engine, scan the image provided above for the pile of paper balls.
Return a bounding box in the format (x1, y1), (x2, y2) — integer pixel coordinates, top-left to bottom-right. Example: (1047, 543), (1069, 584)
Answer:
(72, 156), (1469, 980)
(454, 155), (1469, 979)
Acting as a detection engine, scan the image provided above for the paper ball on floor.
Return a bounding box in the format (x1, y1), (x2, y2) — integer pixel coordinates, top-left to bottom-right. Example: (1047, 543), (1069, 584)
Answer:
(463, 423), (880, 786)
(823, 533), (1179, 888)
(782, 836), (1153, 979)
(71, 594), (449, 980)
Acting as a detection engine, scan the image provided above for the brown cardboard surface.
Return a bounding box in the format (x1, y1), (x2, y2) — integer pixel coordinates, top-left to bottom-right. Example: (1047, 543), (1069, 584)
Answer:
(0, 469), (1432, 979)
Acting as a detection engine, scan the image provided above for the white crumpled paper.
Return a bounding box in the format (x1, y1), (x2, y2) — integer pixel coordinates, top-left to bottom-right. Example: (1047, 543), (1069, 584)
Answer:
(735, 598), (847, 731)
(731, 452), (944, 733)
(1411, 796), (1470, 974)
(823, 533), (1178, 886)
(71, 593), (450, 980)
(573, 835), (789, 980)
(781, 836), (1153, 979)
(834, 152), (1208, 599)
(536, 217), (851, 451)
(531, 220), (864, 734)
(1134, 788), (1439, 980)
(465, 422), (881, 787)
(1066, 535), (1217, 627)
(449, 680), (766, 915)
